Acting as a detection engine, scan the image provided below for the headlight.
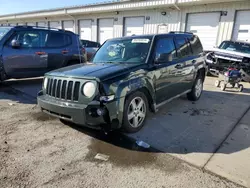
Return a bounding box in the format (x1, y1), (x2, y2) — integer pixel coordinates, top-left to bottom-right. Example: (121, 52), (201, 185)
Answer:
(43, 77), (48, 90)
(83, 82), (96, 98)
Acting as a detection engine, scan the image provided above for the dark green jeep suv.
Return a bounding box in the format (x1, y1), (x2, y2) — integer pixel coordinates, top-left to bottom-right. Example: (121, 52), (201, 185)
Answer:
(37, 32), (207, 133)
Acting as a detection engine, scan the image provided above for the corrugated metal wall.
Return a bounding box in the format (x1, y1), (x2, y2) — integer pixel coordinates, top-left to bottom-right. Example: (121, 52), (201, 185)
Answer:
(1, 1), (250, 45)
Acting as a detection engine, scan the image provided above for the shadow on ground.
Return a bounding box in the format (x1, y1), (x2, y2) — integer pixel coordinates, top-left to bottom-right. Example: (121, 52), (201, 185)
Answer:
(62, 89), (250, 156)
(0, 78), (42, 104)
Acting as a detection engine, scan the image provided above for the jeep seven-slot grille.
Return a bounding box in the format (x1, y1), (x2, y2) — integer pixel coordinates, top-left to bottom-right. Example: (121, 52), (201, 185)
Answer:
(46, 78), (80, 101)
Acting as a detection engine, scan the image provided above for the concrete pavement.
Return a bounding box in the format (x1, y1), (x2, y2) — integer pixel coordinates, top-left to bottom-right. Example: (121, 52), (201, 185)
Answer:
(3, 76), (250, 187)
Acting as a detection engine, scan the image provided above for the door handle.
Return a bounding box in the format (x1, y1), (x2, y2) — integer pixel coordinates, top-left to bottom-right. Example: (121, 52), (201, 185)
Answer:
(175, 64), (182, 69)
(62, 50), (69, 54)
(192, 60), (197, 64)
(35, 52), (46, 55)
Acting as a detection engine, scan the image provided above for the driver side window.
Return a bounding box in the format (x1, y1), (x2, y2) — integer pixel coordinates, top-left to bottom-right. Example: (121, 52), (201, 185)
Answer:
(155, 38), (177, 63)
(8, 30), (43, 48)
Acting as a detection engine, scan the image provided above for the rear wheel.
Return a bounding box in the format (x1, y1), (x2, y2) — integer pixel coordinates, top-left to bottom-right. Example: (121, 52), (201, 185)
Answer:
(187, 75), (203, 101)
(122, 91), (148, 133)
(220, 82), (226, 91)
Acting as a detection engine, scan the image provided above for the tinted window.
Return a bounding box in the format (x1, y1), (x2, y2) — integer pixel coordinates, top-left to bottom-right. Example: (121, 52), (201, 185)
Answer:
(81, 40), (100, 48)
(175, 37), (190, 57)
(46, 32), (72, 47)
(9, 30), (47, 48)
(189, 36), (203, 55)
(155, 38), (177, 62)
(0, 28), (10, 40)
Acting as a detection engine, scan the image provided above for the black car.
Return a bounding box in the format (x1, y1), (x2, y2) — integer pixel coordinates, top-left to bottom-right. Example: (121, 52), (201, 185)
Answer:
(37, 32), (207, 133)
(81, 39), (101, 61)
(0, 26), (85, 82)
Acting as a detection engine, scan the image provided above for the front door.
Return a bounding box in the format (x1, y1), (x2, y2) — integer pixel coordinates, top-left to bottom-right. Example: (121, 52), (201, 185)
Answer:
(153, 37), (180, 104)
(2, 30), (47, 78)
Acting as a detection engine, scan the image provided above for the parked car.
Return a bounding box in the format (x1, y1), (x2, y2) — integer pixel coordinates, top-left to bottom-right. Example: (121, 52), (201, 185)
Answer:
(81, 39), (101, 61)
(0, 26), (85, 82)
(37, 32), (207, 133)
(205, 40), (250, 81)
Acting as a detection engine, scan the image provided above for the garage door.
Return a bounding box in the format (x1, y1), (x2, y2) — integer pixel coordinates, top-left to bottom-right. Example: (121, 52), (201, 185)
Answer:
(37, 22), (47, 27)
(26, 22), (36, 26)
(50, 21), (61, 29)
(63, 20), (74, 32)
(232, 10), (250, 42)
(124, 17), (144, 36)
(79, 20), (92, 40)
(99, 18), (114, 44)
(186, 12), (220, 51)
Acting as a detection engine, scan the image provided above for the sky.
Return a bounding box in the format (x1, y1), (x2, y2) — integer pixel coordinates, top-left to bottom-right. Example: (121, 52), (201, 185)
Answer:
(0, 0), (107, 15)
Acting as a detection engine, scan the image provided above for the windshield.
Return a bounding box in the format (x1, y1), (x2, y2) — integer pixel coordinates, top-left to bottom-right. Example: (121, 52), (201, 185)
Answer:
(218, 41), (250, 54)
(0, 28), (10, 40)
(92, 37), (152, 64)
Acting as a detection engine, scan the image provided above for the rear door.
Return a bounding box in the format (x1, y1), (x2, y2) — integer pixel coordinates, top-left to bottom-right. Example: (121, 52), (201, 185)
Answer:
(2, 29), (47, 78)
(174, 36), (196, 92)
(42, 31), (72, 70)
(154, 36), (180, 104)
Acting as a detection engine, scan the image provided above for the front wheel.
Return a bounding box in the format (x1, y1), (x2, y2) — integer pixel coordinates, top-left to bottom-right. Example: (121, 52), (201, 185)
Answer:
(238, 84), (244, 92)
(122, 91), (148, 133)
(187, 76), (203, 101)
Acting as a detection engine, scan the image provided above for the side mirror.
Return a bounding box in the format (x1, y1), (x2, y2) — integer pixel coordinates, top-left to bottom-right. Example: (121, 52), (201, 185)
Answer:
(11, 39), (21, 48)
(154, 53), (173, 64)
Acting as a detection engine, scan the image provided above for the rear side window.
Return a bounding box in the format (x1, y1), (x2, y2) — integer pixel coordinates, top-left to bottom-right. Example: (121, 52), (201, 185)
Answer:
(46, 32), (72, 47)
(188, 36), (203, 55)
(175, 37), (192, 57)
(155, 37), (177, 62)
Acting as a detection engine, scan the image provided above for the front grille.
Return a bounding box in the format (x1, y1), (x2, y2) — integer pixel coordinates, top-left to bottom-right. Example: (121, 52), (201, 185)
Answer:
(46, 78), (81, 101)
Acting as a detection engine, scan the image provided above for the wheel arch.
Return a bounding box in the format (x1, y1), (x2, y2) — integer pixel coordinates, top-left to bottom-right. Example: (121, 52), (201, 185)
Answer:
(114, 77), (156, 127)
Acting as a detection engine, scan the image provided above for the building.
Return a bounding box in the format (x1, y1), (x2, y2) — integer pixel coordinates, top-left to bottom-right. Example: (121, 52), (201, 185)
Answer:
(0, 0), (250, 50)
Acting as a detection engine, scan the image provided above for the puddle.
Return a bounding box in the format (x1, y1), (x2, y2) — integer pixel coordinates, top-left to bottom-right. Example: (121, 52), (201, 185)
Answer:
(63, 123), (184, 173)
(85, 138), (183, 174)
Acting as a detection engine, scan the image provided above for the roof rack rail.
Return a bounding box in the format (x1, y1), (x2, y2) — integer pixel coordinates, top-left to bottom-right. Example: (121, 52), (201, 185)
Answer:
(169, 31), (193, 34)
(14, 25), (67, 32)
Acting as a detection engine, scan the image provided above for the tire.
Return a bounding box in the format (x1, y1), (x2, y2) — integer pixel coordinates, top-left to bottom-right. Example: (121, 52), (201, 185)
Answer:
(187, 76), (204, 101)
(122, 91), (148, 133)
(238, 84), (244, 92)
(215, 80), (220, 87)
(220, 82), (226, 91)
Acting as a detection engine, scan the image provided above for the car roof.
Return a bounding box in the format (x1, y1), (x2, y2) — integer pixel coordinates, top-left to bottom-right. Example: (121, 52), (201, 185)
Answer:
(108, 32), (194, 41)
(222, 40), (250, 45)
(0, 25), (75, 34)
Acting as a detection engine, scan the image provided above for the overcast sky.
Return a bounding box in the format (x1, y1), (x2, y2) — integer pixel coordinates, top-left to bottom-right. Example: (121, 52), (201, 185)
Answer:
(0, 0), (107, 15)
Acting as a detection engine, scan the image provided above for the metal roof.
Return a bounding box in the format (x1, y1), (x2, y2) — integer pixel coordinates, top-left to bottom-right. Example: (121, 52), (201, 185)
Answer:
(0, 0), (130, 17)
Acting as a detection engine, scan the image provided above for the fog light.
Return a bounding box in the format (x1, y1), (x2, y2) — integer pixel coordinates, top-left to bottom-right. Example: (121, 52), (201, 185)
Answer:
(97, 108), (105, 116)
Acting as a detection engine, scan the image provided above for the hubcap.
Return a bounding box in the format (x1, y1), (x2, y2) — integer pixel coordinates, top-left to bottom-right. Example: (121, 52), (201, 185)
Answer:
(127, 97), (146, 128)
(195, 79), (203, 98)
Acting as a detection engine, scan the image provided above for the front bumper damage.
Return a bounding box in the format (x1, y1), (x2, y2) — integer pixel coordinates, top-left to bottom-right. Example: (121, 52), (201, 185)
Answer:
(37, 90), (121, 129)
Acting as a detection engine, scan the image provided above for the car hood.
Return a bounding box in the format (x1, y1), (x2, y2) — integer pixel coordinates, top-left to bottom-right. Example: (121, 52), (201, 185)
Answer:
(213, 48), (250, 59)
(46, 62), (143, 81)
